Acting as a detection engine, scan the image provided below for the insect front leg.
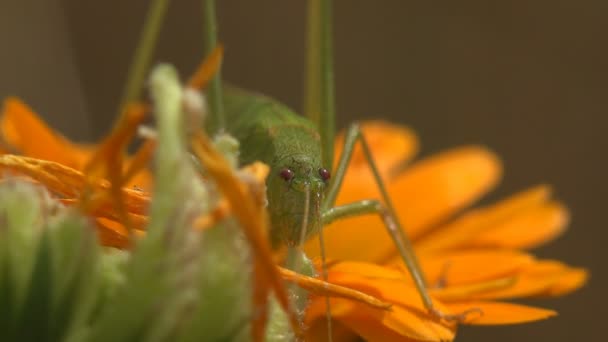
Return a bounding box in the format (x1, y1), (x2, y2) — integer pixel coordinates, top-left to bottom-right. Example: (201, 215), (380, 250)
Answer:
(321, 122), (474, 322)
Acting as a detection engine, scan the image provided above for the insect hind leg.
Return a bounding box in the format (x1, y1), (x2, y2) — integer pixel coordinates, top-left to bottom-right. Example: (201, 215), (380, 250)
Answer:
(321, 122), (478, 322)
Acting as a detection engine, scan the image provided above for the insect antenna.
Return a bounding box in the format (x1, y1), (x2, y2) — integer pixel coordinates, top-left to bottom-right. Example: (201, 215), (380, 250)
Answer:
(298, 183), (311, 248)
(296, 183), (334, 341)
(315, 190), (334, 342)
(293, 183), (333, 341)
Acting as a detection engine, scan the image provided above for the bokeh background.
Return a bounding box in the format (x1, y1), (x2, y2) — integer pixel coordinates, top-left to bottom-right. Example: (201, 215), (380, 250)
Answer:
(1, 1), (605, 341)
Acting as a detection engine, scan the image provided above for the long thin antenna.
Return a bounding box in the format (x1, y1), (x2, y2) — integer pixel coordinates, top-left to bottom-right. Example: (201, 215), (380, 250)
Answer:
(316, 192), (333, 342)
(291, 184), (312, 275)
(299, 184), (311, 246)
(296, 186), (333, 341)
(285, 184), (312, 327)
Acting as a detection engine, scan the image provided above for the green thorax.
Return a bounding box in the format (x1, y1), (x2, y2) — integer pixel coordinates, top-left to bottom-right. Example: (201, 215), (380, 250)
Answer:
(222, 86), (322, 167)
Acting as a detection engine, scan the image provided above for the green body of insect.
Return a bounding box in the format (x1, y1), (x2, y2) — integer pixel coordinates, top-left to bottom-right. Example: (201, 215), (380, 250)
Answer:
(220, 85), (456, 323)
(204, 0), (464, 327)
(222, 87), (329, 249)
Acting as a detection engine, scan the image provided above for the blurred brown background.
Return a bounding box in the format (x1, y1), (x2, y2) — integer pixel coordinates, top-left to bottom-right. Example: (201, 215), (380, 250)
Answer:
(1, 0), (606, 341)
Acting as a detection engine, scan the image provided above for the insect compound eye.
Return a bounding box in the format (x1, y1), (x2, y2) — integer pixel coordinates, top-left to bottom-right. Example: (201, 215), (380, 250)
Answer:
(318, 168), (331, 181)
(279, 168), (295, 181)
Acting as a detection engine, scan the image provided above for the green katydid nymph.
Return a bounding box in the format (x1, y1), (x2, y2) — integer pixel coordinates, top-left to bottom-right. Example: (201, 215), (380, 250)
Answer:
(199, 0), (477, 337)
(218, 87), (466, 323)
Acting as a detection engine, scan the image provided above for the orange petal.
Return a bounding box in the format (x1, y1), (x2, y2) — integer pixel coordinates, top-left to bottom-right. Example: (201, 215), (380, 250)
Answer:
(464, 260), (589, 300)
(310, 146), (501, 263)
(431, 277), (516, 302)
(307, 297), (455, 342)
(322, 260), (522, 307)
(445, 301), (556, 325)
(544, 267), (588, 297)
(84, 102), (147, 182)
(187, 45), (224, 90)
(117, 187), (150, 216)
(328, 269), (450, 316)
(389, 146), (502, 239)
(95, 218), (131, 249)
(0, 154), (89, 198)
(303, 261), (455, 340)
(0, 155), (150, 215)
(62, 198), (149, 230)
(1, 97), (94, 170)
(322, 260), (406, 282)
(124, 168), (153, 192)
(78, 102), (146, 230)
(279, 266), (391, 310)
(410, 249), (534, 287)
(305, 319), (361, 342)
(467, 201), (568, 249)
(122, 139), (156, 191)
(415, 185), (553, 253)
(303, 214), (389, 262)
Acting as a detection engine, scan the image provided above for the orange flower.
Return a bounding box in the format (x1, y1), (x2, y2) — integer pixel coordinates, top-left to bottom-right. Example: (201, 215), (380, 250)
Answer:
(303, 121), (587, 341)
(0, 97), (154, 248)
(1, 97), (153, 190)
(0, 100), (586, 341)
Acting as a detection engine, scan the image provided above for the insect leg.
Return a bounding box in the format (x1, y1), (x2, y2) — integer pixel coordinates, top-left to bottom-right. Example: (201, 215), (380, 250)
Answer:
(321, 123), (468, 321)
(203, 0), (225, 132)
(321, 199), (435, 309)
(305, 0), (336, 170)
